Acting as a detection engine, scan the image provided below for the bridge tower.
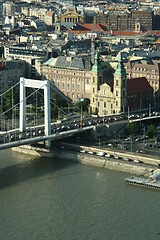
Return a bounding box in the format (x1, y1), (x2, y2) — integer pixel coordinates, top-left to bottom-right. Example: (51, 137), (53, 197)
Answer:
(20, 77), (51, 147)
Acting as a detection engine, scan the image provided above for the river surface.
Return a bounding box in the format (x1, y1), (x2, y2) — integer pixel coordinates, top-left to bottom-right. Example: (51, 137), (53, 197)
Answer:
(0, 149), (160, 240)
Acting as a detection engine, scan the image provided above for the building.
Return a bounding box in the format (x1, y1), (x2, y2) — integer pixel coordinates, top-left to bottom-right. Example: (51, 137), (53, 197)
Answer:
(90, 52), (127, 116)
(4, 46), (47, 78)
(0, 60), (26, 95)
(124, 59), (160, 93)
(97, 10), (153, 31)
(41, 56), (92, 101)
(45, 11), (54, 26)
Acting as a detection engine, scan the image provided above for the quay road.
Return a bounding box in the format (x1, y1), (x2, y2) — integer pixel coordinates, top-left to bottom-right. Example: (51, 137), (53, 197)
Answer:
(60, 143), (160, 167)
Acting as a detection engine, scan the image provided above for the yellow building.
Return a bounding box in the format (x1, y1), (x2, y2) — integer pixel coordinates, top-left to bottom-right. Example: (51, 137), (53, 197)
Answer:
(90, 53), (127, 116)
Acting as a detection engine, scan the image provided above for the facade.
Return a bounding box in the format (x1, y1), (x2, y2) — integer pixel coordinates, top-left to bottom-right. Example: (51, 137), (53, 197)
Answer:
(96, 10), (153, 31)
(41, 56), (92, 101)
(60, 7), (82, 28)
(124, 59), (160, 93)
(90, 53), (127, 116)
(3, 2), (15, 16)
(4, 46), (46, 78)
(45, 11), (54, 26)
(0, 60), (26, 95)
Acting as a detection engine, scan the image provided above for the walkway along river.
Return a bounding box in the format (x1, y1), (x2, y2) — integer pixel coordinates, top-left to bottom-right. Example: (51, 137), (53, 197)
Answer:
(12, 143), (159, 178)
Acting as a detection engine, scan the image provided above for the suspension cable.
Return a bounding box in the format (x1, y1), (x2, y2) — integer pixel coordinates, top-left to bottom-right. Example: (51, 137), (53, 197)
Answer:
(0, 83), (46, 117)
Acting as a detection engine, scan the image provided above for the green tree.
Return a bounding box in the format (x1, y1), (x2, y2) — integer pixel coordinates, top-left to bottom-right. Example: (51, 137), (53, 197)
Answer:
(3, 87), (18, 118)
(75, 99), (90, 112)
(128, 122), (141, 136)
(146, 125), (157, 139)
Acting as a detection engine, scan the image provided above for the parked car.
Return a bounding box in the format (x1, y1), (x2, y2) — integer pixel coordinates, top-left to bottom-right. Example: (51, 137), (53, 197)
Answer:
(97, 152), (105, 156)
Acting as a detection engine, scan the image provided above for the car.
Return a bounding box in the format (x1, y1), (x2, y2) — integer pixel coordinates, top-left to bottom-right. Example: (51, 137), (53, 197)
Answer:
(105, 153), (111, 158)
(88, 151), (94, 155)
(139, 149), (146, 154)
(107, 143), (113, 147)
(125, 137), (131, 141)
(135, 137), (140, 142)
(114, 156), (119, 159)
(155, 163), (160, 168)
(80, 149), (85, 153)
(133, 160), (140, 163)
(97, 152), (105, 156)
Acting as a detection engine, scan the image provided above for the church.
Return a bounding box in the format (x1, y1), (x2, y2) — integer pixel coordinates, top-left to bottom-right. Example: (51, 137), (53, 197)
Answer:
(90, 52), (127, 116)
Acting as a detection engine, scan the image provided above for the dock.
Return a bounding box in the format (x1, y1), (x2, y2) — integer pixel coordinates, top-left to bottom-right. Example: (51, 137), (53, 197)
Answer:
(125, 176), (160, 190)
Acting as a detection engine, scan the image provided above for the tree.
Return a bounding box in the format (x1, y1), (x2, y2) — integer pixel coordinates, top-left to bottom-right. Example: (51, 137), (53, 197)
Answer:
(146, 125), (157, 139)
(128, 122), (141, 136)
(3, 87), (18, 118)
(75, 99), (90, 112)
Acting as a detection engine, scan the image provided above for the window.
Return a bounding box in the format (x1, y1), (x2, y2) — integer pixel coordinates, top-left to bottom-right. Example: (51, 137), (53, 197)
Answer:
(116, 101), (118, 106)
(93, 87), (95, 93)
(72, 83), (75, 90)
(93, 77), (95, 83)
(123, 80), (125, 86)
(93, 97), (95, 102)
(62, 82), (65, 89)
(123, 90), (125, 97)
(111, 104), (113, 109)
(77, 83), (80, 91)
(67, 82), (70, 90)
(116, 91), (118, 96)
(98, 102), (99, 107)
(116, 80), (118, 86)
(104, 102), (106, 108)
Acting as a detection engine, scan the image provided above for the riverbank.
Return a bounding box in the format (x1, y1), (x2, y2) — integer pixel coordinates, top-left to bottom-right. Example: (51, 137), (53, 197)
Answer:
(12, 144), (156, 177)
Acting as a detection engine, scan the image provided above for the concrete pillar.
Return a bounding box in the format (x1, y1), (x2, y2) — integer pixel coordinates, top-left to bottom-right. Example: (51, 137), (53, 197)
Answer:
(19, 78), (51, 147)
(44, 80), (51, 147)
(20, 77), (26, 132)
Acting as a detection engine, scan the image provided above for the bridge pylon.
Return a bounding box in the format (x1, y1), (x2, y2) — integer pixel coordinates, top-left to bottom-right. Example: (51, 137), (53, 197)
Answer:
(20, 77), (51, 147)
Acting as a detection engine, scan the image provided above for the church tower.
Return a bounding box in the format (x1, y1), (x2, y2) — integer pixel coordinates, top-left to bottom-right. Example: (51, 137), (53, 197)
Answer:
(114, 52), (127, 113)
(90, 50), (103, 114)
(55, 12), (61, 35)
(91, 37), (95, 65)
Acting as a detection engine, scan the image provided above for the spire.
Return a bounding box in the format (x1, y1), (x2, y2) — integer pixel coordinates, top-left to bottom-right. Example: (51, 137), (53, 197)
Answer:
(91, 37), (95, 65)
(91, 50), (103, 72)
(114, 52), (126, 76)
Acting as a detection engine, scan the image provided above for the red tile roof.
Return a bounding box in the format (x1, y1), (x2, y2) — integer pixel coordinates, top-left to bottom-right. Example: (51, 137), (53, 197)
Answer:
(127, 77), (153, 97)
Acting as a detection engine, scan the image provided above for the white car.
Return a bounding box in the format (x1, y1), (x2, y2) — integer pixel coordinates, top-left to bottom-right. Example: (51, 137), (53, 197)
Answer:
(97, 152), (105, 156)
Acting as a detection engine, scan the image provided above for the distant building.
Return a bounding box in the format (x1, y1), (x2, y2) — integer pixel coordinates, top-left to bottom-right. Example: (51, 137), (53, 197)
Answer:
(97, 9), (153, 31)
(124, 59), (160, 93)
(4, 46), (47, 78)
(45, 11), (54, 26)
(0, 60), (25, 95)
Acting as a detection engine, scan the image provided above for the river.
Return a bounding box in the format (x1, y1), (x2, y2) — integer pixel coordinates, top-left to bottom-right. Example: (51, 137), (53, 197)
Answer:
(0, 149), (160, 240)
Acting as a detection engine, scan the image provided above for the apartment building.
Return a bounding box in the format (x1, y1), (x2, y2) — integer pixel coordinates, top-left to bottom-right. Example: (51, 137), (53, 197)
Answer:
(4, 46), (46, 78)
(0, 60), (25, 95)
(124, 59), (160, 93)
(97, 9), (153, 31)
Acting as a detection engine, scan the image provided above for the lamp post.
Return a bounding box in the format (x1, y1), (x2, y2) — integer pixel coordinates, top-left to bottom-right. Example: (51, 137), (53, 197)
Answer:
(128, 106), (130, 121)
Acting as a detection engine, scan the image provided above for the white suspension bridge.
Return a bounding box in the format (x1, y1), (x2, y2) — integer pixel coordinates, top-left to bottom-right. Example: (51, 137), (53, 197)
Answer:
(0, 77), (96, 150)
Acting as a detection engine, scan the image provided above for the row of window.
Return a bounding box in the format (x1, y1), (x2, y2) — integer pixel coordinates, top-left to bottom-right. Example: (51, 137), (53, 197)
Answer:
(57, 81), (81, 91)
(45, 68), (86, 76)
